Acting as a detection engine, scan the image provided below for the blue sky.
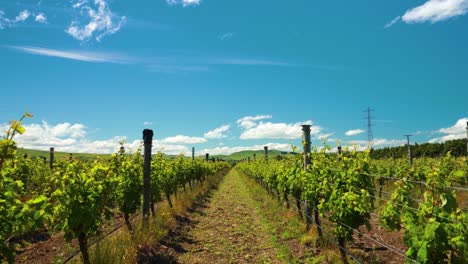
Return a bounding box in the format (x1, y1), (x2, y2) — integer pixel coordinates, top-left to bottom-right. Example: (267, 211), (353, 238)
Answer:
(1, 0), (467, 155)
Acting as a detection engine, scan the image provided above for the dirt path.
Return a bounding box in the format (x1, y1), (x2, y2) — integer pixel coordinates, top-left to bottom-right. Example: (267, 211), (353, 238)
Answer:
(175, 169), (285, 264)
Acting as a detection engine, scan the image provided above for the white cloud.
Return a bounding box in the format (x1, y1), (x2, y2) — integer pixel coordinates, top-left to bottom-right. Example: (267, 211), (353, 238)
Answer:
(240, 120), (321, 140)
(67, 0), (126, 42)
(347, 138), (407, 151)
(384, 16), (400, 28)
(401, 0), (468, 24)
(204, 125), (230, 139)
(166, 0), (202, 7)
(345, 129), (365, 136)
(219, 32), (235, 40)
(35, 13), (47, 23)
(200, 142), (293, 156)
(143, 121), (152, 126)
(15, 10), (30, 22)
(237, 115), (272, 129)
(0, 121), (193, 155)
(161, 135), (206, 144)
(9, 46), (132, 63)
(151, 141), (189, 155)
(429, 117), (468, 143)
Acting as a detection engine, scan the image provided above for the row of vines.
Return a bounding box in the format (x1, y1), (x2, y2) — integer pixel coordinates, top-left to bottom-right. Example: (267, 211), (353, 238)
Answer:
(237, 145), (467, 263)
(0, 114), (230, 263)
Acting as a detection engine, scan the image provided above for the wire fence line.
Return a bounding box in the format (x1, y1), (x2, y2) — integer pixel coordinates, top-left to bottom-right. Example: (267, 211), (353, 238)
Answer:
(365, 186), (423, 204)
(62, 212), (141, 264)
(285, 196), (364, 264)
(283, 193), (418, 263)
(366, 193), (463, 225)
(326, 168), (468, 192)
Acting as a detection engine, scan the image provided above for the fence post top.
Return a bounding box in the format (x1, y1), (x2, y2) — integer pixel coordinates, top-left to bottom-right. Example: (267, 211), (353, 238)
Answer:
(142, 129), (154, 143)
(301, 124), (311, 131)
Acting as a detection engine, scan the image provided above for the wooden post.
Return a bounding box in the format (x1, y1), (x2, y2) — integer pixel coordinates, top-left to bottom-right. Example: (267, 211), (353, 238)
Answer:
(190, 147), (195, 189)
(205, 153), (209, 162)
(302, 125), (313, 229)
(49, 147), (54, 169)
(253, 153), (256, 161)
(142, 129), (153, 226)
(264, 146), (268, 161)
(248, 157), (250, 164)
(404, 135), (412, 165)
(302, 125), (311, 170)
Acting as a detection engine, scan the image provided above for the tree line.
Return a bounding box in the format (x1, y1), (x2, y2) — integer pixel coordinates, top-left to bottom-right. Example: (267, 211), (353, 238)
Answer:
(370, 138), (467, 159)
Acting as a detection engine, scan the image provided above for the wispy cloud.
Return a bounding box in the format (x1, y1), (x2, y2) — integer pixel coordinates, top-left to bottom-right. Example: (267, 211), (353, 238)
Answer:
(218, 58), (291, 67)
(204, 125), (230, 139)
(166, 0), (202, 7)
(35, 13), (47, 24)
(384, 16), (400, 28)
(67, 0), (126, 42)
(0, 9), (43, 28)
(218, 32), (235, 40)
(237, 115), (272, 129)
(161, 135), (206, 144)
(147, 64), (210, 74)
(15, 10), (31, 22)
(345, 129), (365, 136)
(0, 10), (5, 29)
(8, 46), (134, 63)
(400, 0), (468, 24)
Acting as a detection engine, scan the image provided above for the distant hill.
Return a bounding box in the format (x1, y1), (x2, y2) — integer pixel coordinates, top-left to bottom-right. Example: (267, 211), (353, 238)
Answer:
(211, 150), (298, 161)
(17, 148), (298, 161)
(17, 148), (111, 160)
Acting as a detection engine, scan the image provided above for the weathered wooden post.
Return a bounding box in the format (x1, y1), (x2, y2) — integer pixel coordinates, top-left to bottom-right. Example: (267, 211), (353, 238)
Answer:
(142, 129), (153, 226)
(49, 147), (54, 169)
(253, 153), (256, 161)
(263, 146), (270, 192)
(404, 135), (413, 165)
(205, 153), (209, 162)
(302, 125), (313, 230)
(190, 147), (195, 189)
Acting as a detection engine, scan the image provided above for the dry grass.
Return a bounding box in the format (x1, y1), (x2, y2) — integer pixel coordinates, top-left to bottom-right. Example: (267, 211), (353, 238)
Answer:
(67, 171), (226, 264)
